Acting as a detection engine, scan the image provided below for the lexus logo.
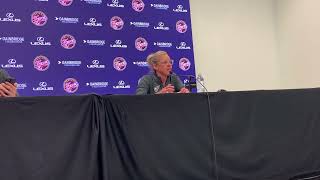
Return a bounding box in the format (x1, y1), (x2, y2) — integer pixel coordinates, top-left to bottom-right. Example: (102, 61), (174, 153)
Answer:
(112, 0), (118, 4)
(37, 37), (44, 42)
(89, 18), (96, 23)
(158, 22), (164, 27)
(180, 42), (186, 46)
(6, 13), (14, 18)
(177, 5), (183, 10)
(115, 40), (122, 45)
(39, 82), (47, 87)
(118, 80), (125, 85)
(8, 59), (16, 64)
(92, 60), (99, 65)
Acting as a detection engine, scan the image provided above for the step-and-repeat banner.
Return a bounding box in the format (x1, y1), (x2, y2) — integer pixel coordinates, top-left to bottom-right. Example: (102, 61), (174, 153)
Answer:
(0, 0), (195, 96)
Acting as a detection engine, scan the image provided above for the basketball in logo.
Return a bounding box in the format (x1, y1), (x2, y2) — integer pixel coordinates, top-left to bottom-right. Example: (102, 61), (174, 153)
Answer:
(179, 58), (191, 71)
(110, 16), (124, 30)
(58, 0), (73, 6)
(31, 11), (48, 26)
(132, 0), (145, 12)
(113, 57), (127, 71)
(60, 34), (76, 49)
(176, 20), (188, 33)
(135, 37), (148, 51)
(63, 78), (79, 93)
(33, 55), (50, 71)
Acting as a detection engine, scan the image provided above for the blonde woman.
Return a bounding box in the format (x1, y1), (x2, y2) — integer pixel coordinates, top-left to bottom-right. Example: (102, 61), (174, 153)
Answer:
(136, 51), (189, 95)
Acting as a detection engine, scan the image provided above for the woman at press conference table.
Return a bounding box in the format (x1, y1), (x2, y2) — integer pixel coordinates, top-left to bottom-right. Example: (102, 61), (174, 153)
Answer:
(136, 51), (190, 95)
(0, 69), (18, 97)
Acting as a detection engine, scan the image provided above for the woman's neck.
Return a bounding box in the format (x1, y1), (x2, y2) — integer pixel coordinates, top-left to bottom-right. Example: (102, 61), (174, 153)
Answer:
(155, 72), (167, 85)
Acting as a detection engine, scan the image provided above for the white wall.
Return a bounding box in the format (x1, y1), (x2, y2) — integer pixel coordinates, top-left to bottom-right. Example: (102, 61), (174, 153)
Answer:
(190, 0), (280, 91)
(276, 0), (320, 89)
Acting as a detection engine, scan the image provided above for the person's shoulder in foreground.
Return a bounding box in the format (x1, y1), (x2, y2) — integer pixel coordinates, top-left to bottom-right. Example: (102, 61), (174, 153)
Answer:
(0, 69), (18, 97)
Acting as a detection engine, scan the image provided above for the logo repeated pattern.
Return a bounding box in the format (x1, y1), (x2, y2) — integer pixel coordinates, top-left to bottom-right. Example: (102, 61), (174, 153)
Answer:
(0, 0), (195, 96)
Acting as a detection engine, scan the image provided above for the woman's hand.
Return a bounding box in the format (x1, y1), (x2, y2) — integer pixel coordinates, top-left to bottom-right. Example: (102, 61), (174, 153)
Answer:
(179, 87), (190, 93)
(0, 82), (17, 97)
(158, 84), (175, 94)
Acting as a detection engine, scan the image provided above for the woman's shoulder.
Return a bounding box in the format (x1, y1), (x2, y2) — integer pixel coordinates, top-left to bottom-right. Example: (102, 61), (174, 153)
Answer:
(171, 73), (182, 81)
(0, 69), (9, 77)
(140, 73), (155, 80)
(0, 69), (10, 83)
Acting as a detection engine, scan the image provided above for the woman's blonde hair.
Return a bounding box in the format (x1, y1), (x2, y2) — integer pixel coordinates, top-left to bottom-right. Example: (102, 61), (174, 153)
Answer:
(146, 51), (168, 70)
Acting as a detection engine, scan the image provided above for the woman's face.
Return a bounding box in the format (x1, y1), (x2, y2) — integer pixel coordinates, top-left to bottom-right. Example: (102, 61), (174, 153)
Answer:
(153, 54), (172, 77)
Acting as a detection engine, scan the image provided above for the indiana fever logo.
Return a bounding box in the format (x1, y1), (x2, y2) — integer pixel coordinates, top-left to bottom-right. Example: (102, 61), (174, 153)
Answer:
(33, 55), (50, 71)
(63, 78), (79, 93)
(58, 0), (73, 6)
(110, 16), (124, 30)
(132, 0), (145, 12)
(179, 58), (191, 71)
(113, 57), (127, 71)
(60, 34), (76, 49)
(135, 37), (148, 51)
(176, 20), (188, 33)
(31, 11), (48, 26)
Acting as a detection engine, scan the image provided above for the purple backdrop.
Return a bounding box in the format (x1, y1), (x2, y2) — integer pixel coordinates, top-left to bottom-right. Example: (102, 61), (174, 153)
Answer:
(0, 0), (195, 96)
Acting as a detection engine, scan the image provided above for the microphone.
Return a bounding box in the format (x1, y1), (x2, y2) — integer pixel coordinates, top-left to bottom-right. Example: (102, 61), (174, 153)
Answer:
(169, 71), (173, 84)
